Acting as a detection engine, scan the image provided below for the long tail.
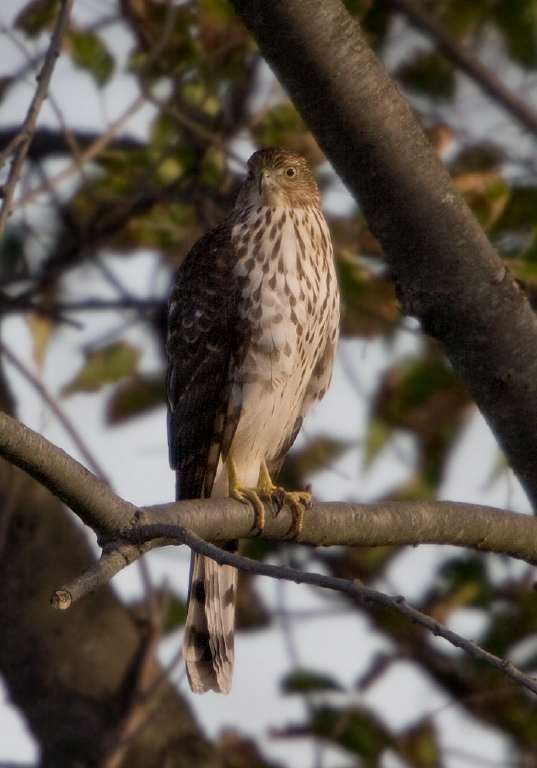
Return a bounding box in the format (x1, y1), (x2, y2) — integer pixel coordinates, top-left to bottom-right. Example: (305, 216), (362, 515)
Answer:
(182, 552), (237, 694)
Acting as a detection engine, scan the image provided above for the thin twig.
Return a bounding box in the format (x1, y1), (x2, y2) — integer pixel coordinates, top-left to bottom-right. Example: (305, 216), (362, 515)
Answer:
(0, 341), (111, 482)
(12, 95), (146, 211)
(0, 0), (75, 237)
(86, 523), (537, 699)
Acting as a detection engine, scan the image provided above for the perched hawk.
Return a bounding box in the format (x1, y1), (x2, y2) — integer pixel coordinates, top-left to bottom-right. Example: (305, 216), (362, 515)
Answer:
(167, 147), (339, 693)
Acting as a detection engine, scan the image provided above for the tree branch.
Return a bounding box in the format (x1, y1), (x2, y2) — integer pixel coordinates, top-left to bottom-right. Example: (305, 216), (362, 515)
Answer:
(0, 0), (75, 237)
(390, 0), (537, 139)
(228, 0), (537, 511)
(2, 409), (537, 572)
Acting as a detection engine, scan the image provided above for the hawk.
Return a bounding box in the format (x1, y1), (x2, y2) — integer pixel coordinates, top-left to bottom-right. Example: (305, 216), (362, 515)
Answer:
(167, 147), (339, 694)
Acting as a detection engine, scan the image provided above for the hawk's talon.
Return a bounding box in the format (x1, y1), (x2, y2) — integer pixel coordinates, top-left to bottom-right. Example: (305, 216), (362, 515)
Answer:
(281, 490), (312, 539)
(230, 486), (266, 533)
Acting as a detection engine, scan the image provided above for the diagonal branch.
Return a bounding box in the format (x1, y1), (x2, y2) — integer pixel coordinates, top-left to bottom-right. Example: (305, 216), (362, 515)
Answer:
(228, 0), (537, 511)
(390, 0), (537, 139)
(0, 0), (75, 237)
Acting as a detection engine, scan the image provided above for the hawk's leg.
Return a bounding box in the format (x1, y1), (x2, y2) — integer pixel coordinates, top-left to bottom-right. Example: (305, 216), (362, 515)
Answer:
(227, 456), (267, 533)
(258, 461), (312, 538)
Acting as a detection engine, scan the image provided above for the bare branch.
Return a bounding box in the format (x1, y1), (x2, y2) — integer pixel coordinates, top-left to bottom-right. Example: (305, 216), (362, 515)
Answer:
(391, 0), (537, 139)
(0, 0), (75, 237)
(1, 409), (537, 564)
(2, 406), (536, 701)
(61, 523), (537, 700)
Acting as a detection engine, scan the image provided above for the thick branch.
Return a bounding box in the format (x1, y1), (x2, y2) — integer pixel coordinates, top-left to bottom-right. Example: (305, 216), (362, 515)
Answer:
(228, 0), (537, 510)
(2, 411), (537, 568)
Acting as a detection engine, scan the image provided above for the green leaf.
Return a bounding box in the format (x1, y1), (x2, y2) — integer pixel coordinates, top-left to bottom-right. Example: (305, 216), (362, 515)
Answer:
(397, 51), (455, 100)
(15, 0), (57, 37)
(397, 719), (439, 768)
(290, 436), (352, 476)
(0, 228), (25, 279)
(106, 373), (165, 424)
(163, 594), (188, 631)
(491, 187), (537, 234)
(67, 30), (115, 87)
(364, 418), (393, 468)
(61, 342), (140, 396)
(309, 705), (391, 759)
(281, 668), (344, 694)
(491, 0), (537, 68)
(252, 102), (306, 150)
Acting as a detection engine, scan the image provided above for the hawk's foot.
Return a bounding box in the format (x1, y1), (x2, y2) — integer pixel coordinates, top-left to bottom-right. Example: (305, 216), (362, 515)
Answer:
(275, 489), (312, 538)
(230, 485), (266, 533)
(257, 461), (311, 537)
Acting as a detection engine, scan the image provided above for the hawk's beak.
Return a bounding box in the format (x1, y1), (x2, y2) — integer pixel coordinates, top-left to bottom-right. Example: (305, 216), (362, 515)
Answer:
(258, 167), (271, 194)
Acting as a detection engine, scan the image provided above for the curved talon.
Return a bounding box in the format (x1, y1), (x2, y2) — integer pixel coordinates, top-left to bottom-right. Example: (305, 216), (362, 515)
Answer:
(227, 457), (311, 537)
(281, 490), (311, 538)
(230, 486), (266, 533)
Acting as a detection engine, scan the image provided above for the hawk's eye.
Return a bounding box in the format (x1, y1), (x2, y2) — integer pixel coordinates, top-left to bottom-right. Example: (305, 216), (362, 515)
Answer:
(285, 166), (297, 178)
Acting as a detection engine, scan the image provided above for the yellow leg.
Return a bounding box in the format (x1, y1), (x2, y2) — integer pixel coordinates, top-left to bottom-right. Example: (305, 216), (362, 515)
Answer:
(227, 456), (266, 532)
(258, 460), (312, 537)
(226, 458), (312, 538)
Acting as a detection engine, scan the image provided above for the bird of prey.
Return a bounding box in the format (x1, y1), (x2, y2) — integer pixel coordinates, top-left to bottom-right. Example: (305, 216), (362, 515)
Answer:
(166, 147), (340, 694)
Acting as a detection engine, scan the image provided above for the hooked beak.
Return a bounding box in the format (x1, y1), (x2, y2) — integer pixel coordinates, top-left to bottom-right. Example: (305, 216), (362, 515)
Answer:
(257, 167), (271, 194)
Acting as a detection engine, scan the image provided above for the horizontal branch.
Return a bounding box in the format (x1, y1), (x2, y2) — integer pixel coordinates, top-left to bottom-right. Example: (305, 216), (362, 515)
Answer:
(3, 409), (537, 699)
(53, 523), (537, 699)
(2, 411), (537, 564)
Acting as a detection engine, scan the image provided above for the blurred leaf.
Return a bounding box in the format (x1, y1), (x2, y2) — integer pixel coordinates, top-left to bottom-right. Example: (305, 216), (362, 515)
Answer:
(397, 51), (455, 100)
(0, 228), (25, 279)
(360, 0), (394, 45)
(106, 373), (165, 424)
(281, 668), (344, 694)
(67, 29), (115, 87)
(364, 418), (394, 468)
(455, 170), (510, 230)
(490, 187), (537, 238)
(309, 705), (391, 759)
(27, 313), (53, 370)
(235, 572), (270, 631)
(15, 0), (56, 36)
(491, 0), (537, 68)
(163, 593), (188, 631)
(374, 358), (468, 441)
(396, 719), (439, 768)
(251, 103), (325, 168)
(338, 254), (399, 337)
(427, 554), (491, 621)
(290, 436), (352, 477)
(61, 342), (140, 396)
(450, 142), (506, 174)
(217, 730), (283, 768)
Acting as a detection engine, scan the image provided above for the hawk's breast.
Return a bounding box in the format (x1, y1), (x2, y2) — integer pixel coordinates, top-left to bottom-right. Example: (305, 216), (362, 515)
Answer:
(227, 204), (339, 467)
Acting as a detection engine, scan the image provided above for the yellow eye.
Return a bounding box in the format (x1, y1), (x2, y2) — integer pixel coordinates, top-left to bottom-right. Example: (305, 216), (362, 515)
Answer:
(285, 166), (297, 178)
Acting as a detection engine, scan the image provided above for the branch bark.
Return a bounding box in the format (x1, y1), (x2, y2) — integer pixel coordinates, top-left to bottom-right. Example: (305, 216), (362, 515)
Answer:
(2, 411), (537, 571)
(228, 0), (537, 510)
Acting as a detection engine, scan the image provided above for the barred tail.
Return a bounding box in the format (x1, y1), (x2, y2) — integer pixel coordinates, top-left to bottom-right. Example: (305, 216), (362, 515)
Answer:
(182, 553), (237, 694)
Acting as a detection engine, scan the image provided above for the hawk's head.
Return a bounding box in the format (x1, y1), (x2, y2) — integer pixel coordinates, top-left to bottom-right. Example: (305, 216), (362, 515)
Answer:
(236, 147), (321, 209)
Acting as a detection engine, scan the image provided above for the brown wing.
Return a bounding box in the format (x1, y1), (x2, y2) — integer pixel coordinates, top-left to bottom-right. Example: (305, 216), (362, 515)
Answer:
(166, 222), (241, 501)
